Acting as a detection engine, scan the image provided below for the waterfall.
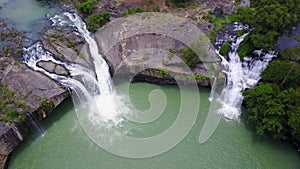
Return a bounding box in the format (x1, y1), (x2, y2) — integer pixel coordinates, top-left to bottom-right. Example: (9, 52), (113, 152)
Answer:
(26, 112), (45, 137)
(217, 34), (276, 120)
(23, 12), (129, 126)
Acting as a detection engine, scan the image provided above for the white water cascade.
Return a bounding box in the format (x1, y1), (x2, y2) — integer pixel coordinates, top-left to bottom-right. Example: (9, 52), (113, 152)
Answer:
(218, 34), (276, 120)
(23, 10), (276, 125)
(23, 12), (130, 125)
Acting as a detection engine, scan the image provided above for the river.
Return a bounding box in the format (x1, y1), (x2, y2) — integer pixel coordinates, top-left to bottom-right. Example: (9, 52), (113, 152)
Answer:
(1, 1), (300, 168)
(0, 0), (60, 46)
(8, 81), (300, 169)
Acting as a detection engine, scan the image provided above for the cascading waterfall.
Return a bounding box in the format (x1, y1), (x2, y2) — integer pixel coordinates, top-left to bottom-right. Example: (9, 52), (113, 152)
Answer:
(23, 12), (130, 126)
(217, 33), (276, 120)
(23, 9), (276, 125)
(26, 112), (45, 137)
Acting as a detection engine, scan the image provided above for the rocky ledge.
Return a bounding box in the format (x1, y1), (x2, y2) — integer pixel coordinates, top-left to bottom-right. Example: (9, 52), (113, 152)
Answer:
(0, 56), (69, 168)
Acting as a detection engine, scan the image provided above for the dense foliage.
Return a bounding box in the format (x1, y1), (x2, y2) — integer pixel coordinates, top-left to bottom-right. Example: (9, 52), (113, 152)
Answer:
(243, 46), (300, 143)
(219, 43), (230, 56)
(241, 0), (300, 147)
(236, 0), (300, 57)
(73, 0), (110, 32)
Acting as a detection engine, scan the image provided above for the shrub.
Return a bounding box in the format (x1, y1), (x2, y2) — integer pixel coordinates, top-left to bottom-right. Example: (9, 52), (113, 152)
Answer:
(76, 0), (97, 15)
(87, 11), (110, 32)
(219, 43), (230, 56)
(122, 7), (144, 16)
(0, 84), (28, 122)
(179, 48), (198, 68)
(157, 68), (171, 77)
(207, 32), (217, 42)
(188, 74), (207, 80)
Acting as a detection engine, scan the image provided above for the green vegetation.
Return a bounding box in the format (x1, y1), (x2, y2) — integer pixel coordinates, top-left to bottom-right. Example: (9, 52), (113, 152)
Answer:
(50, 34), (80, 48)
(37, 99), (55, 118)
(219, 43), (230, 56)
(165, 0), (193, 8)
(15, 49), (22, 56)
(168, 49), (175, 59)
(210, 14), (236, 31)
(87, 11), (110, 32)
(241, 0), (300, 150)
(237, 36), (254, 59)
(280, 45), (300, 63)
(122, 7), (144, 17)
(235, 0), (300, 57)
(188, 74), (207, 81)
(261, 60), (300, 88)
(295, 36), (300, 42)
(75, 0), (110, 32)
(3, 47), (12, 57)
(179, 48), (198, 68)
(207, 31), (217, 42)
(236, 30), (246, 37)
(0, 83), (29, 122)
(49, 34), (81, 55)
(156, 68), (171, 77)
(243, 82), (300, 140)
(76, 0), (97, 15)
(243, 45), (300, 147)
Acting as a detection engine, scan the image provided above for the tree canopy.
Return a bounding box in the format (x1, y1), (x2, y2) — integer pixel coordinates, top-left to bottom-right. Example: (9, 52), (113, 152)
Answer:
(235, 0), (300, 57)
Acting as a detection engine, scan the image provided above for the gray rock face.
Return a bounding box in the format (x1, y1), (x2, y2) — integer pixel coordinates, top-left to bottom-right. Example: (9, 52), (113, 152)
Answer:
(0, 123), (24, 169)
(0, 52), (69, 169)
(95, 13), (222, 87)
(1, 58), (67, 109)
(0, 123), (22, 156)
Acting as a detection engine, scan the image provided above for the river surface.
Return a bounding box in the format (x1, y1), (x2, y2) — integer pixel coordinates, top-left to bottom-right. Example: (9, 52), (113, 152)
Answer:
(0, 0), (60, 46)
(8, 81), (300, 169)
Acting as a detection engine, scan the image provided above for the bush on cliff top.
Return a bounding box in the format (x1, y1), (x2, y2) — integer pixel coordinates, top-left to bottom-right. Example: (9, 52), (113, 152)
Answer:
(0, 84), (29, 123)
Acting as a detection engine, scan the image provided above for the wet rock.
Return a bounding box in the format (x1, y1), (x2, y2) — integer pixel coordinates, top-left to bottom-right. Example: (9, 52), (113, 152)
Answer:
(59, 2), (76, 13)
(37, 61), (56, 72)
(37, 61), (69, 76)
(54, 65), (69, 76)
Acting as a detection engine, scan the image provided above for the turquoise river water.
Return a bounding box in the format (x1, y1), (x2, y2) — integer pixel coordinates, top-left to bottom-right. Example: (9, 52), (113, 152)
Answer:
(8, 81), (300, 169)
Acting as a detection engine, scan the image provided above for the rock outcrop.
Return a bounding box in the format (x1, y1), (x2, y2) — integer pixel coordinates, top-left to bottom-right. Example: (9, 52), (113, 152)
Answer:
(0, 51), (69, 169)
(0, 123), (23, 169)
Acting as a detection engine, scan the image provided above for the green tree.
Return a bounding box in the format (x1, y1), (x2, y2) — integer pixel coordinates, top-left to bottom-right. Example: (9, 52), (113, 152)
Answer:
(243, 83), (287, 139)
(235, 0), (300, 54)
